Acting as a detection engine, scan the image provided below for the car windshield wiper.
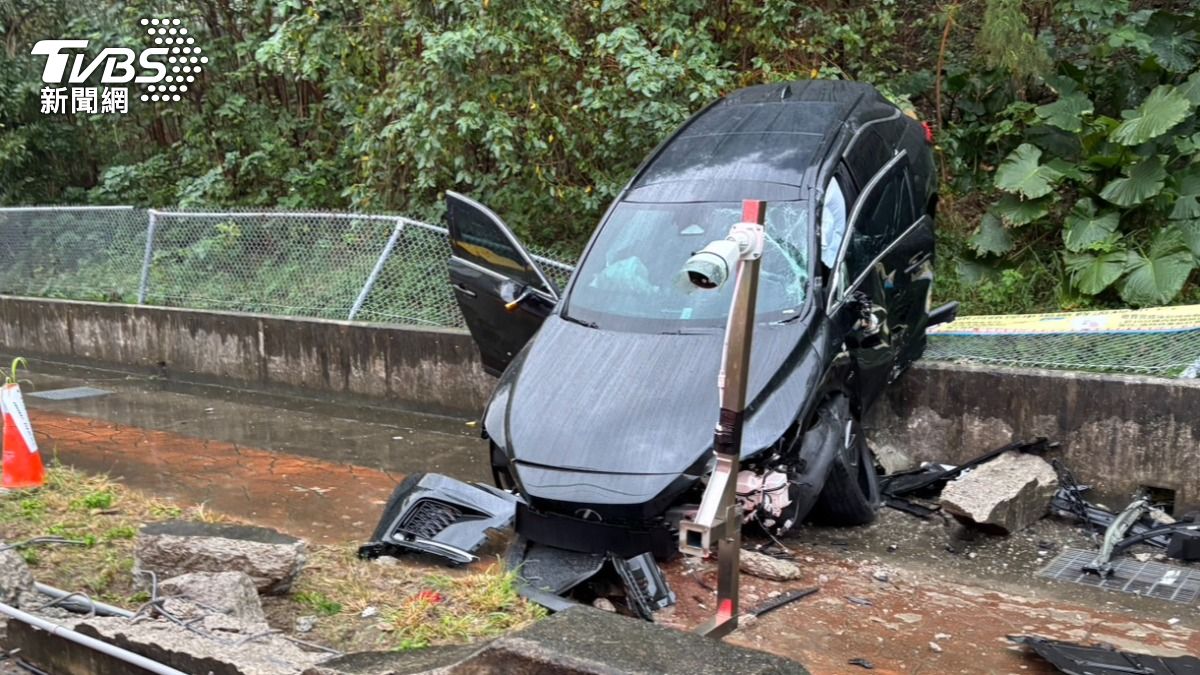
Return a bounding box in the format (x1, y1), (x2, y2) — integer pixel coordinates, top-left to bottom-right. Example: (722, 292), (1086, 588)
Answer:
(562, 315), (599, 329)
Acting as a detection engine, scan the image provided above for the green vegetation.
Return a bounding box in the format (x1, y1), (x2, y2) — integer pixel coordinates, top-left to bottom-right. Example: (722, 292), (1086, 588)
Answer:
(0, 464), (544, 651)
(2, 1), (1199, 314)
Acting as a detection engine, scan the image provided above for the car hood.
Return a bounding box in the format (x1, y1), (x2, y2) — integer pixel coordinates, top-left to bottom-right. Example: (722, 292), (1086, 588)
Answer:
(486, 313), (828, 479)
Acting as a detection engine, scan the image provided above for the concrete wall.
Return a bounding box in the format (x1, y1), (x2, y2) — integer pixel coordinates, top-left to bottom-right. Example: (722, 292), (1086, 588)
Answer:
(868, 361), (1200, 512)
(0, 296), (493, 417)
(2, 295), (1196, 509)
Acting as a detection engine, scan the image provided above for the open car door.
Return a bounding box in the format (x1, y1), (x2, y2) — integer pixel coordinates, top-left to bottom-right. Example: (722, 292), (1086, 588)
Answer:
(446, 191), (559, 376)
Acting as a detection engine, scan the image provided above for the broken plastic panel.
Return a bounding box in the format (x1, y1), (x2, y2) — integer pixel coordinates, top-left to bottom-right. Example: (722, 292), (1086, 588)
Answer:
(1011, 635), (1200, 675)
(357, 473), (518, 566)
(612, 552), (677, 620)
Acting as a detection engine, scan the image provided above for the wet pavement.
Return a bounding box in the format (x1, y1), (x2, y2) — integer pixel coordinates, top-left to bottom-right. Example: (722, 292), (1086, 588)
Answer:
(22, 361), (488, 543)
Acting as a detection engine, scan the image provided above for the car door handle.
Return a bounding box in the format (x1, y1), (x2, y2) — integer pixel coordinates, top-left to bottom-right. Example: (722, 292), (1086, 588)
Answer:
(904, 251), (931, 275)
(452, 283), (477, 298)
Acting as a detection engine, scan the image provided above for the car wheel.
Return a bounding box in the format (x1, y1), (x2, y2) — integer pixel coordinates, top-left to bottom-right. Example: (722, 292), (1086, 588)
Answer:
(810, 411), (880, 526)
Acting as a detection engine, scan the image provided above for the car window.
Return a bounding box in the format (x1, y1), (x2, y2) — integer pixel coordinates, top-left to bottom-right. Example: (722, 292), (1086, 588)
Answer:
(448, 197), (551, 294)
(846, 171), (903, 282)
(566, 201), (809, 330)
(820, 177), (846, 269)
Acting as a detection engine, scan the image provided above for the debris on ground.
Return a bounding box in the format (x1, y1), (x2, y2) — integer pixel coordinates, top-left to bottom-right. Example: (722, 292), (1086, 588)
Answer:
(135, 521), (307, 595)
(939, 450), (1059, 533)
(356, 473), (517, 566)
(847, 657), (875, 669)
(0, 543), (44, 611)
(1010, 634), (1200, 675)
(159, 571), (267, 625)
(739, 549), (803, 581)
(746, 587), (818, 618)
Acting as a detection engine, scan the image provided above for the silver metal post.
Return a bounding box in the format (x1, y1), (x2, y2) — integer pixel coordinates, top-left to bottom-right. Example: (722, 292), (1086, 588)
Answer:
(137, 210), (159, 304)
(348, 218), (406, 321)
(682, 199), (765, 639)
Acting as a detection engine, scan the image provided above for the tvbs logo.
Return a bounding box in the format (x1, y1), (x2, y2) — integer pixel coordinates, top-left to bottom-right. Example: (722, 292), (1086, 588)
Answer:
(33, 17), (207, 114)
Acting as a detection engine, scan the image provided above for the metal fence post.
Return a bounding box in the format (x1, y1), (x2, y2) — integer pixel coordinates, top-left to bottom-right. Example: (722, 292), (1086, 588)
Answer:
(348, 218), (406, 321)
(137, 210), (159, 305)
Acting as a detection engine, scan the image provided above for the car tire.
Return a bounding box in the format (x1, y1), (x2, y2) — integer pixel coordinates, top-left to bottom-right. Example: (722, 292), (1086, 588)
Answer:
(811, 412), (880, 526)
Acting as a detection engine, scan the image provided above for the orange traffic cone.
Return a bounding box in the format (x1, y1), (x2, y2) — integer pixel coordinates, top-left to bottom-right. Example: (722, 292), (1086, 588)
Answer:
(1, 382), (44, 489)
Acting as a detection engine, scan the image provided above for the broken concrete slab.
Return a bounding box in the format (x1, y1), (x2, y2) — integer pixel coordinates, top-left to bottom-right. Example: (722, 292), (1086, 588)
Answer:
(7, 612), (329, 675)
(940, 451), (1058, 533)
(135, 521), (306, 594)
(303, 607), (807, 674)
(0, 542), (43, 610)
(159, 571), (267, 626)
(739, 550), (803, 582)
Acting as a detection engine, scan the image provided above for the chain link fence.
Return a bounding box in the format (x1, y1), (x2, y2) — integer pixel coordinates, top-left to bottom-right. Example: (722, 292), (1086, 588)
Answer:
(0, 206), (574, 328)
(3, 206), (1198, 378)
(0, 207), (148, 303)
(926, 306), (1200, 379)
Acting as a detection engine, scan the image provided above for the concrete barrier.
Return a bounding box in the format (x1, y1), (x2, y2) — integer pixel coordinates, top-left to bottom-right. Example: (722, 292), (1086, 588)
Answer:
(1, 295), (1195, 510)
(0, 296), (493, 417)
(868, 361), (1200, 513)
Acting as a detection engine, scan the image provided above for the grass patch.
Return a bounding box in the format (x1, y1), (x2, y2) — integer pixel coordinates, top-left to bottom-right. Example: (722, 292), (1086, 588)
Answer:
(0, 464), (545, 652)
(294, 590), (343, 616)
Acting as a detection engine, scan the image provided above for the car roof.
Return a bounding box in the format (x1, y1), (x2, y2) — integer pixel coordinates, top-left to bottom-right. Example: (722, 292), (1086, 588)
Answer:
(625, 80), (898, 203)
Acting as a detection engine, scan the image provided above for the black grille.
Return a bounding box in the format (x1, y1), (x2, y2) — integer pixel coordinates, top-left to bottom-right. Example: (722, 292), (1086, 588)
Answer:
(396, 499), (462, 539)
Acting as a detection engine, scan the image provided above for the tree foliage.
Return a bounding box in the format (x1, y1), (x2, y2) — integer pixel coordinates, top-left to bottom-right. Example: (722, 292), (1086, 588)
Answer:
(2, 0), (1199, 310)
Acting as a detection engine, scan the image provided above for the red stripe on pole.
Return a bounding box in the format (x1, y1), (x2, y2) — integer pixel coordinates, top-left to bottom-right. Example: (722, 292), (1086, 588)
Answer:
(742, 199), (766, 225)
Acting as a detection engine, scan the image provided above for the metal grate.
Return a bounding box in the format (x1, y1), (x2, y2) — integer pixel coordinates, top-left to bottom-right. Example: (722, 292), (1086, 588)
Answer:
(1038, 547), (1200, 604)
(27, 386), (112, 401)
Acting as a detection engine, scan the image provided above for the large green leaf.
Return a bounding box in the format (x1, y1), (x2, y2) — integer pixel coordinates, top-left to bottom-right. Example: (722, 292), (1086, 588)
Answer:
(1119, 230), (1196, 305)
(1169, 171), (1200, 220)
(1178, 72), (1200, 106)
(1099, 156), (1166, 206)
(1034, 92), (1093, 133)
(1144, 11), (1199, 73)
(1063, 250), (1127, 295)
(1062, 199), (1120, 252)
(969, 213), (1014, 256)
(1109, 86), (1192, 146)
(994, 143), (1062, 199)
(994, 194), (1051, 226)
(1175, 219), (1200, 259)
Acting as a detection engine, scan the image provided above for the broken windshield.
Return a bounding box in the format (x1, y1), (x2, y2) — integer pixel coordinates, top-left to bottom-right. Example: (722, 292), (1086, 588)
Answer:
(565, 201), (810, 331)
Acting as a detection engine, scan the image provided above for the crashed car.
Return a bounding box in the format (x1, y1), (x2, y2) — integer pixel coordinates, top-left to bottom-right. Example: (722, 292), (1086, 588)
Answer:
(441, 80), (952, 562)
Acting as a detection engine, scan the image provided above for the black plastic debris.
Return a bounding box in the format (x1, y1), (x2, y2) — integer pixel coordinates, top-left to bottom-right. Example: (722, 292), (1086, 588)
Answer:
(847, 657), (876, 670)
(1010, 635), (1200, 675)
(746, 587), (818, 618)
(612, 552), (677, 620)
(506, 536), (677, 620)
(1166, 523), (1200, 562)
(358, 473), (518, 566)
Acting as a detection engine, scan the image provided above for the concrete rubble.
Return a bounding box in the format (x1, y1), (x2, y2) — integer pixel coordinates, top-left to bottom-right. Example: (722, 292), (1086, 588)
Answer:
(9, 613), (330, 675)
(160, 571), (268, 626)
(303, 607), (807, 675)
(135, 521), (307, 594)
(739, 550), (803, 581)
(939, 451), (1059, 534)
(0, 543), (46, 611)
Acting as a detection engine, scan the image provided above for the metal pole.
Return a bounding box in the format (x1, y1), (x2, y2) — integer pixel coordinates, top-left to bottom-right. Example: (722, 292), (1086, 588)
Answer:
(137, 210), (159, 305)
(0, 600), (188, 675)
(688, 199), (764, 639)
(348, 218), (406, 321)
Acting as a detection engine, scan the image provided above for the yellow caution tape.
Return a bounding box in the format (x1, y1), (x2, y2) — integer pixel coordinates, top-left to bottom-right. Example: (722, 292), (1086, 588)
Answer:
(929, 304), (1200, 335)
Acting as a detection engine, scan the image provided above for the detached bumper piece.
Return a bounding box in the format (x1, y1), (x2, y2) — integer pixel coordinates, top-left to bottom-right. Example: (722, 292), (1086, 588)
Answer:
(506, 536), (676, 619)
(358, 473), (518, 566)
(1011, 635), (1200, 675)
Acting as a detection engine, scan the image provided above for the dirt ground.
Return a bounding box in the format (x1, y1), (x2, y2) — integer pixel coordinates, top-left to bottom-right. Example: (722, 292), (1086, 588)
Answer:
(664, 508), (1198, 674)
